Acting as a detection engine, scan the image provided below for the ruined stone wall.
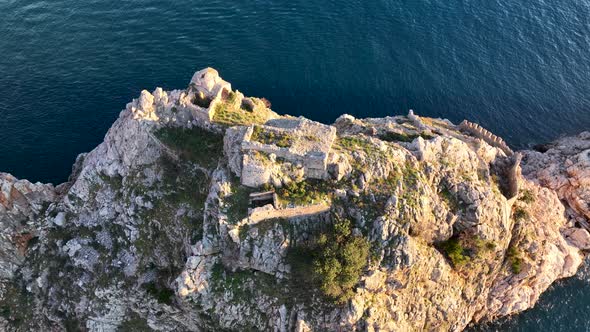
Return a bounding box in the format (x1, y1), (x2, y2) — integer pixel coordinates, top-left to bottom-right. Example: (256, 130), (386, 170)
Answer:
(249, 203), (331, 223)
(241, 139), (328, 180)
(459, 120), (513, 156)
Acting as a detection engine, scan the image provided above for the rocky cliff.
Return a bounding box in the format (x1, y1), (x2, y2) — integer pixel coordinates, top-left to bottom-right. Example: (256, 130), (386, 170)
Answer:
(0, 68), (588, 331)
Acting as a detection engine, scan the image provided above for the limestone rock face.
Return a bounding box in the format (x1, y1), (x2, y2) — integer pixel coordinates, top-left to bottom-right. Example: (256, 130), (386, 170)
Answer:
(482, 182), (582, 319)
(0, 68), (588, 332)
(522, 132), (590, 222)
(0, 174), (56, 279)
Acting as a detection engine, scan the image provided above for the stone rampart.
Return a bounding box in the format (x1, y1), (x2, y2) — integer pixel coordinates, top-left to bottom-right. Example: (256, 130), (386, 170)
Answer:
(459, 120), (513, 156)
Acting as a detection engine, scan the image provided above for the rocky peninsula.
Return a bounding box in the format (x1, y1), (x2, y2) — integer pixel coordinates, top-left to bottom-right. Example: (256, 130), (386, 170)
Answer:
(1, 68), (589, 331)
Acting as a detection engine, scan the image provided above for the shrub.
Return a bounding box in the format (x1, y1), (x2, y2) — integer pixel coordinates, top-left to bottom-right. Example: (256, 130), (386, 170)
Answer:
(438, 237), (469, 267)
(506, 246), (523, 274)
(519, 189), (536, 204)
(513, 207), (529, 221)
(314, 218), (370, 304)
(260, 97), (272, 108)
(289, 217), (370, 305)
(144, 282), (174, 305)
(378, 132), (434, 143)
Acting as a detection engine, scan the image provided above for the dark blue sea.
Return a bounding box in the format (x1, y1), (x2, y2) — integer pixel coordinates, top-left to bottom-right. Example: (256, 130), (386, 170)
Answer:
(1, 0), (589, 330)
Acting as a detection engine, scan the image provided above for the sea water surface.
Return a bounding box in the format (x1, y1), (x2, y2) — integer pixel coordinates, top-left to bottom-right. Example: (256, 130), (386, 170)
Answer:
(1, 0), (589, 330)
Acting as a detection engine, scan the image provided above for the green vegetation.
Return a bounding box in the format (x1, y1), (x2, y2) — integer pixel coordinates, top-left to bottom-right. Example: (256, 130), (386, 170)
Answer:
(99, 173), (123, 192)
(0, 282), (34, 329)
(437, 235), (496, 268)
(519, 189), (536, 204)
(438, 237), (470, 267)
(288, 217), (370, 304)
(439, 185), (460, 213)
(212, 92), (270, 126)
(507, 246), (523, 274)
(144, 282), (175, 305)
(251, 126), (293, 148)
(155, 126), (224, 169)
(132, 157), (210, 272)
(210, 263), (289, 304)
(336, 136), (380, 156)
(275, 180), (331, 207)
(513, 207), (530, 221)
(335, 136), (390, 171)
(225, 183), (255, 224)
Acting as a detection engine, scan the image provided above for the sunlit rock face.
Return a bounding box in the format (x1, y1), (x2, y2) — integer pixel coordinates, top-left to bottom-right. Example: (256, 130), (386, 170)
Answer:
(0, 69), (587, 332)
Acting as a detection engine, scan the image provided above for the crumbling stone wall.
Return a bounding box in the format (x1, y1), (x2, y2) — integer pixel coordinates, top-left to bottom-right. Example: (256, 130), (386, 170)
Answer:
(238, 118), (337, 186)
(249, 203), (331, 223)
(460, 120), (513, 156)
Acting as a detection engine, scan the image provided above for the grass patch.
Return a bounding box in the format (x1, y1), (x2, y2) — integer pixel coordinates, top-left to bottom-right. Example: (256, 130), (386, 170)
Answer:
(275, 179), (332, 207)
(251, 126), (293, 148)
(225, 183), (255, 224)
(334, 136), (390, 170)
(212, 92), (270, 126)
(155, 126), (223, 169)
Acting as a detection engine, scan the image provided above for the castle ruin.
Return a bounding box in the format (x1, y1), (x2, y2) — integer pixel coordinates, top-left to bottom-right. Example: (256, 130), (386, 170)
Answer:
(459, 120), (513, 156)
(238, 117), (337, 187)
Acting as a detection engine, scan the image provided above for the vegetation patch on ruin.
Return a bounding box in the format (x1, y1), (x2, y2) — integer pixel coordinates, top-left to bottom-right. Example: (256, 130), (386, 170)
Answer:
(251, 126), (293, 148)
(212, 92), (270, 126)
(275, 179), (332, 207)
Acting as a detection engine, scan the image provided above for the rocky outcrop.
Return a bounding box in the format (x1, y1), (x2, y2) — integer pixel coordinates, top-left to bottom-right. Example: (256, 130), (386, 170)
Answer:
(0, 174), (56, 279)
(0, 68), (588, 332)
(521, 132), (590, 223)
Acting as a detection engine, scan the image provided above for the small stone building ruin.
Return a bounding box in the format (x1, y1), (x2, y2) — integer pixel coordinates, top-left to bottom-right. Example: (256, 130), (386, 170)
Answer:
(236, 117), (337, 187)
